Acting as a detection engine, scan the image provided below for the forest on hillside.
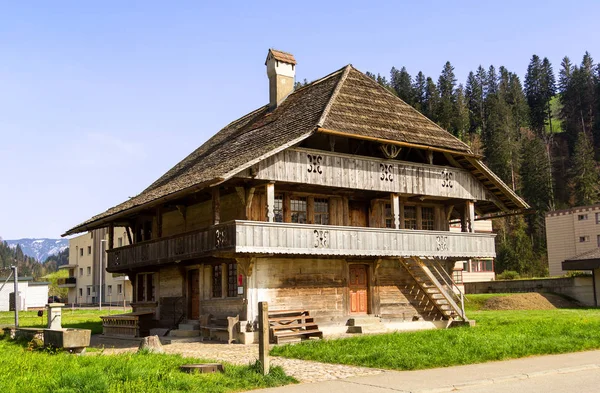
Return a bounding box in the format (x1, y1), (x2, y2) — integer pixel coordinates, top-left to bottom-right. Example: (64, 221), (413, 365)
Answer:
(0, 242), (68, 279)
(362, 52), (600, 277)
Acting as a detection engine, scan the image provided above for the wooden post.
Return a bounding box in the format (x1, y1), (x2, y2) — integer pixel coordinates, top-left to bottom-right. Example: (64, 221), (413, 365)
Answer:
(212, 187), (220, 225)
(266, 183), (275, 222)
(465, 200), (475, 233)
(390, 194), (400, 229)
(258, 301), (269, 375)
(156, 206), (163, 238)
(108, 223), (114, 250)
(126, 226), (134, 245)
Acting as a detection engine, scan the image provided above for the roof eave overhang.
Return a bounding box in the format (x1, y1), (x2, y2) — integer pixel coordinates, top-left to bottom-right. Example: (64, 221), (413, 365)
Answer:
(62, 177), (225, 237)
(316, 127), (482, 159)
(562, 259), (600, 271)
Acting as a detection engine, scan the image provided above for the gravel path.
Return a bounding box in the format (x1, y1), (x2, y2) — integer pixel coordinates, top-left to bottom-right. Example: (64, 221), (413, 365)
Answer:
(91, 336), (383, 383)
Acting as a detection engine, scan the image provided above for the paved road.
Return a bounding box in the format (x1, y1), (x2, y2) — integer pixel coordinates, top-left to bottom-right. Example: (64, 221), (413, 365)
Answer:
(250, 350), (600, 393)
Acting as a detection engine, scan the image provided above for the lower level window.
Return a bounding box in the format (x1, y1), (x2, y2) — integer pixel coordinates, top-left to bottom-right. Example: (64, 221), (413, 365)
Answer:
(212, 263), (238, 298)
(136, 273), (156, 302)
(227, 263), (238, 297)
(212, 265), (223, 298)
(470, 259), (494, 272)
(452, 270), (463, 284)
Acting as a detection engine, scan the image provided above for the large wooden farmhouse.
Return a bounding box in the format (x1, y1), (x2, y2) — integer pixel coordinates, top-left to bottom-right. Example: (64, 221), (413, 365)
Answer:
(65, 49), (528, 342)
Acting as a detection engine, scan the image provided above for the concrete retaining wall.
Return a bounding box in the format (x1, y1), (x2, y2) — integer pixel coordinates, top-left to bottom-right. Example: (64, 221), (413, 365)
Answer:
(464, 276), (596, 306)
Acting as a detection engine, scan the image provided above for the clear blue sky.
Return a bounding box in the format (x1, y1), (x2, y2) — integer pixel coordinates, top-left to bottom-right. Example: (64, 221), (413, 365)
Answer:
(1, 1), (598, 239)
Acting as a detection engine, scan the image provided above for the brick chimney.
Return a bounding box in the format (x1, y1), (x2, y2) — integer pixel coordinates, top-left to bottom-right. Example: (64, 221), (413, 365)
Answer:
(265, 49), (296, 108)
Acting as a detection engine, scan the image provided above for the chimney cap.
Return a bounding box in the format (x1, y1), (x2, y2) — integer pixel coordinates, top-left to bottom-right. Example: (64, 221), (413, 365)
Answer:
(265, 49), (297, 66)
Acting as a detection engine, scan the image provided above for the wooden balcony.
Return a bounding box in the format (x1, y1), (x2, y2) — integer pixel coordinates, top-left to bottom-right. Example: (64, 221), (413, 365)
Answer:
(107, 221), (495, 272)
(57, 277), (77, 288)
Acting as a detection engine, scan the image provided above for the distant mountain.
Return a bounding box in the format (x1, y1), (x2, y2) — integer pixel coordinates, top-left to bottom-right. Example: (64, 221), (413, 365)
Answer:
(5, 238), (69, 263)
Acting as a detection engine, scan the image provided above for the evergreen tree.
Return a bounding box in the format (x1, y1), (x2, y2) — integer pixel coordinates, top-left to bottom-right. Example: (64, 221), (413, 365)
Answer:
(520, 130), (554, 247)
(424, 77), (440, 121)
(570, 131), (600, 205)
(413, 71), (427, 113)
(452, 84), (469, 140)
(465, 67), (487, 136)
(436, 61), (457, 133)
(390, 66), (414, 104)
(541, 58), (557, 132)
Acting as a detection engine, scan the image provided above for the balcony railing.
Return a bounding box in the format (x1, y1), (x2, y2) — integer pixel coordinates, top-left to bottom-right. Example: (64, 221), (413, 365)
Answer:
(57, 277), (77, 287)
(107, 220), (495, 272)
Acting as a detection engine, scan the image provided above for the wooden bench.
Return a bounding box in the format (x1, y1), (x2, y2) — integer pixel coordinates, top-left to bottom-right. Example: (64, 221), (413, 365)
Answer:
(268, 310), (323, 344)
(198, 314), (239, 344)
(100, 311), (154, 338)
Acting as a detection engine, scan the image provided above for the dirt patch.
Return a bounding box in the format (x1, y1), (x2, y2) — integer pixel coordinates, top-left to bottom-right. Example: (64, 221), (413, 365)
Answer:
(482, 292), (580, 310)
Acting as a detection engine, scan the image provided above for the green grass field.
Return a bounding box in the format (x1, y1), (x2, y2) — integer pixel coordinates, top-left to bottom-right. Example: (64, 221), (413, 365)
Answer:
(0, 309), (124, 334)
(0, 336), (295, 393)
(270, 295), (600, 370)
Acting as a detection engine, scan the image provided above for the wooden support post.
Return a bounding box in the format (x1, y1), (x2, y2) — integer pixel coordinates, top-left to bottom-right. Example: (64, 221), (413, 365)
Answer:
(156, 206), (163, 238)
(466, 200), (475, 233)
(399, 201), (405, 229)
(416, 205), (423, 230)
(265, 183), (275, 222)
(212, 187), (220, 225)
(126, 226), (134, 245)
(108, 223), (114, 250)
(258, 301), (269, 375)
(390, 194), (400, 229)
(283, 193), (291, 223)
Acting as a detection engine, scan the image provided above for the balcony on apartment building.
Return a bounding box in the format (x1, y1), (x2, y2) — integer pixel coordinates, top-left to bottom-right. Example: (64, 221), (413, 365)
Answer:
(106, 220), (496, 273)
(57, 277), (77, 287)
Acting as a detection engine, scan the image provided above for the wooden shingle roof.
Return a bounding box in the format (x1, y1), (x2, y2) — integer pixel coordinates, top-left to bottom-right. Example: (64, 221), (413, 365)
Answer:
(64, 65), (527, 235)
(266, 49), (297, 65)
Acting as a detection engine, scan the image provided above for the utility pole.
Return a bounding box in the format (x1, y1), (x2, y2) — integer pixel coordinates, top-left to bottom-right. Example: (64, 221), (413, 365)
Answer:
(11, 265), (18, 327)
(100, 239), (107, 311)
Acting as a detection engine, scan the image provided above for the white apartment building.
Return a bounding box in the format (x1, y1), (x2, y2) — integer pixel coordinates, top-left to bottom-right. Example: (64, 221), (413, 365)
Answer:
(546, 204), (600, 277)
(60, 227), (132, 305)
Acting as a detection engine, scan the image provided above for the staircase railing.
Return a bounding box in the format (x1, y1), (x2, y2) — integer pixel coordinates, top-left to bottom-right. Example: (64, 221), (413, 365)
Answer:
(424, 258), (466, 321)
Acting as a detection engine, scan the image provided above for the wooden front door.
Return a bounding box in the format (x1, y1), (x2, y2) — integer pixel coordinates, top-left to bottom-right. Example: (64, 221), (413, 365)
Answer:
(349, 265), (368, 314)
(188, 269), (200, 320)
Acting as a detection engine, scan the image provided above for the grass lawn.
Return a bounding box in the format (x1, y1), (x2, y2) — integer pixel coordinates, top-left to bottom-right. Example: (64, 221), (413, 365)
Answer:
(0, 309), (123, 334)
(0, 336), (295, 393)
(270, 295), (600, 370)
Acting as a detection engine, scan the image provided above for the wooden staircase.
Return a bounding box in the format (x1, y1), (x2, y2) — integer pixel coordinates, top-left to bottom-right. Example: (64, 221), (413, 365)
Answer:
(399, 257), (467, 322)
(268, 309), (323, 344)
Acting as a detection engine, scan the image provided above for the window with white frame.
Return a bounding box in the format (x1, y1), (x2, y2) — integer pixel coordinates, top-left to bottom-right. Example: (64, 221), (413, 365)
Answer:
(578, 214), (588, 221)
(579, 236), (590, 243)
(117, 284), (123, 294)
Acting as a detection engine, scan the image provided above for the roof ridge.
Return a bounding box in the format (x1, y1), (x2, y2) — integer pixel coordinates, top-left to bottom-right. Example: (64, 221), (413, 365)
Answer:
(317, 64), (352, 127)
(292, 64), (348, 95)
(350, 66), (473, 154)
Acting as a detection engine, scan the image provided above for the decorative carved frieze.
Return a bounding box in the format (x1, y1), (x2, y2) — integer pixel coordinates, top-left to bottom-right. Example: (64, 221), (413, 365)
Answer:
(380, 163), (393, 182)
(436, 235), (449, 251)
(379, 144), (401, 159)
(215, 229), (229, 248)
(441, 169), (454, 188)
(313, 229), (329, 248)
(307, 154), (323, 174)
